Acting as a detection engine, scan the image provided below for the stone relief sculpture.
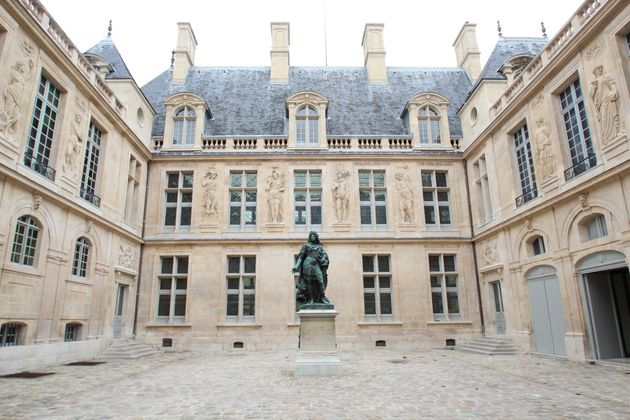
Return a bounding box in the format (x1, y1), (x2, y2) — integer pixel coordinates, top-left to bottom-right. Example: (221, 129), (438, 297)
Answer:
(482, 242), (498, 266)
(293, 231), (331, 307)
(534, 119), (555, 180)
(118, 245), (135, 269)
(332, 168), (350, 223)
(395, 171), (414, 223)
(63, 101), (86, 178)
(589, 65), (621, 146)
(201, 169), (218, 220)
(0, 57), (34, 137)
(265, 167), (285, 223)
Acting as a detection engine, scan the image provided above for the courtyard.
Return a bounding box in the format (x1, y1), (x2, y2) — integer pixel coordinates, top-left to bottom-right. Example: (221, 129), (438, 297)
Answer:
(0, 349), (629, 418)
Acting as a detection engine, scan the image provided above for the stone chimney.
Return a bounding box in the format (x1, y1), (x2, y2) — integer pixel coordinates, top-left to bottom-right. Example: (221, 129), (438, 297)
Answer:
(362, 23), (387, 84)
(453, 22), (481, 83)
(270, 22), (290, 84)
(173, 22), (198, 83)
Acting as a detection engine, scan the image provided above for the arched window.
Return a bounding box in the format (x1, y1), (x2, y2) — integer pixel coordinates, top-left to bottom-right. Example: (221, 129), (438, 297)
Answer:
(418, 106), (441, 145)
(585, 214), (608, 240)
(0, 322), (23, 346)
(10, 215), (40, 266)
(528, 235), (546, 256)
(296, 106), (319, 146)
(72, 237), (91, 277)
(173, 106), (196, 146)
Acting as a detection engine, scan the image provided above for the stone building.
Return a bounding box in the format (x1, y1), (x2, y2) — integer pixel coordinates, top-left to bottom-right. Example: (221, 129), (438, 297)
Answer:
(0, 0), (628, 373)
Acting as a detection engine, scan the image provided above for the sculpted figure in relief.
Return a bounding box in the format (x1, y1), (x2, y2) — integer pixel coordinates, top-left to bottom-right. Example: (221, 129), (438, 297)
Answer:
(482, 242), (498, 266)
(201, 170), (218, 220)
(589, 65), (620, 146)
(0, 59), (34, 136)
(534, 119), (555, 180)
(395, 172), (414, 223)
(63, 113), (85, 178)
(118, 245), (134, 269)
(265, 168), (285, 223)
(332, 168), (351, 223)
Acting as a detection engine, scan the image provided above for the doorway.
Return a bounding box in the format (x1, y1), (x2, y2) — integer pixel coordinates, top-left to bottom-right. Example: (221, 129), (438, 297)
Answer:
(490, 281), (506, 334)
(113, 284), (126, 339)
(526, 265), (567, 356)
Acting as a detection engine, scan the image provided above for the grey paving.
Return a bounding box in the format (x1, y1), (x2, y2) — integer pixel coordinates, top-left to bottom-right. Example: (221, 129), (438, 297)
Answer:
(1, 349), (629, 418)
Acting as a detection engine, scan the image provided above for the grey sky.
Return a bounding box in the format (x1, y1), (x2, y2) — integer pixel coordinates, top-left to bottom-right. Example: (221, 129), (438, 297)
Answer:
(40, 0), (585, 86)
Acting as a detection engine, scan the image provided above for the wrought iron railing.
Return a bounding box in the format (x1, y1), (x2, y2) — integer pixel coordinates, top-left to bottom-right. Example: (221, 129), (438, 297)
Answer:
(80, 187), (101, 207)
(515, 187), (538, 207)
(24, 153), (56, 181)
(564, 154), (597, 181)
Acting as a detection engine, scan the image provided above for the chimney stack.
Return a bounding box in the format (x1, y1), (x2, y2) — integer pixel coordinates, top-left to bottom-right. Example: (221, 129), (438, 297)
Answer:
(173, 22), (198, 83)
(270, 22), (290, 84)
(362, 23), (387, 84)
(453, 23), (481, 83)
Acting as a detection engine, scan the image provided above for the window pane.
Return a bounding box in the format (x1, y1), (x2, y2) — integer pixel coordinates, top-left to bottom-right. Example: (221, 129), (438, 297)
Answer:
(373, 172), (385, 187)
(230, 207), (241, 225)
(380, 293), (392, 314)
(158, 295), (171, 316)
(294, 191), (306, 202)
(421, 172), (432, 187)
(177, 257), (189, 274)
(181, 192), (193, 203)
(423, 191), (434, 202)
(432, 292), (444, 314)
(182, 173), (193, 188)
(243, 257), (256, 273)
(228, 257), (240, 274)
(226, 294), (239, 316)
(445, 274), (457, 287)
(164, 208), (177, 226)
(243, 277), (255, 289)
(174, 295), (186, 316)
(360, 206), (372, 224)
(245, 192), (257, 202)
(447, 292), (459, 314)
(359, 191), (371, 201)
(377, 256), (390, 272)
(230, 173), (242, 187)
(359, 172), (370, 187)
(230, 191), (242, 202)
(424, 206), (435, 224)
(166, 192), (178, 203)
(429, 256), (440, 272)
(364, 292), (376, 315)
(310, 191), (321, 202)
(310, 172), (321, 187)
(379, 275), (391, 289)
(160, 278), (172, 290)
(243, 294), (255, 316)
(294, 172), (306, 187)
(311, 206), (322, 225)
(161, 257), (173, 273)
(180, 207), (191, 226)
(439, 206), (451, 224)
(245, 172), (257, 188)
(430, 275), (440, 288)
(362, 255), (374, 272)
(168, 173), (179, 188)
(176, 278), (187, 289)
(375, 206), (387, 224)
(227, 278), (240, 289)
(435, 172), (447, 187)
(245, 207), (256, 224)
(363, 275), (375, 289)
(374, 191), (386, 202)
(295, 207), (307, 224)
(443, 255), (455, 272)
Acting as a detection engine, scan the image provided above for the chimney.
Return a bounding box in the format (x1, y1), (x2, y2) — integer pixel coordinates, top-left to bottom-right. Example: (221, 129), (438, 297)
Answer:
(173, 22), (198, 83)
(270, 22), (290, 84)
(453, 23), (481, 83)
(362, 23), (387, 84)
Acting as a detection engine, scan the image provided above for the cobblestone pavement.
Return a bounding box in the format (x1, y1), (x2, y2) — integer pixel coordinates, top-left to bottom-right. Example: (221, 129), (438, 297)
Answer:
(1, 349), (630, 419)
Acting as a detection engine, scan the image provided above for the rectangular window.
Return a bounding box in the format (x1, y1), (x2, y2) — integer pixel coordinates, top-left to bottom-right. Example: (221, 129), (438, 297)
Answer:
(560, 79), (596, 180)
(429, 254), (460, 321)
(422, 171), (451, 226)
(362, 255), (393, 321)
(24, 75), (61, 181)
(79, 122), (102, 207)
(164, 171), (193, 229)
(71, 238), (90, 277)
(157, 256), (188, 323)
(513, 124), (537, 206)
(294, 170), (322, 229)
(359, 170), (387, 228)
(124, 155), (141, 224)
(226, 255), (256, 322)
(229, 171), (257, 229)
(473, 156), (492, 223)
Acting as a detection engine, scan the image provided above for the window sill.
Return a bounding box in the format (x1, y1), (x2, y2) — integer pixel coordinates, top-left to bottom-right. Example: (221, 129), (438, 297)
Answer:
(357, 321), (403, 327)
(145, 322), (192, 328)
(216, 323), (262, 328)
(426, 320), (472, 326)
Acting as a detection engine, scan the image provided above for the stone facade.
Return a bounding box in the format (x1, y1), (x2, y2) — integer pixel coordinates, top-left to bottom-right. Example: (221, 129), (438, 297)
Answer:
(0, 0), (629, 372)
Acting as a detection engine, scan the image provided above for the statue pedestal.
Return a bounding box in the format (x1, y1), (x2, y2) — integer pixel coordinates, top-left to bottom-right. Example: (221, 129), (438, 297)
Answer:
(295, 308), (342, 377)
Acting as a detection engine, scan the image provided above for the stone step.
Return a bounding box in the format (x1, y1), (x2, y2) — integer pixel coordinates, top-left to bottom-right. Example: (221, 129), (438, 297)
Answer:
(99, 339), (160, 359)
(457, 336), (520, 355)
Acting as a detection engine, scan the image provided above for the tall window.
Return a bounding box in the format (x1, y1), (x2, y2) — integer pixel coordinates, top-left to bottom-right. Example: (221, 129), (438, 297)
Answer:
(560, 79), (596, 180)
(71, 237), (90, 277)
(429, 254), (460, 321)
(359, 170), (387, 228)
(24, 75), (61, 181)
(10, 215), (40, 267)
(80, 122), (102, 207)
(64, 323), (81, 342)
(294, 170), (322, 229)
(0, 323), (21, 347)
(586, 214), (608, 240)
(418, 105), (441, 145)
(226, 255), (256, 322)
(164, 172), (193, 229)
(513, 124), (537, 206)
(362, 255), (393, 321)
(157, 256), (188, 323)
(173, 106), (196, 146)
(229, 171), (257, 229)
(422, 171), (451, 226)
(124, 155), (141, 224)
(296, 106), (318, 146)
(531, 235), (546, 256)
(473, 156), (492, 223)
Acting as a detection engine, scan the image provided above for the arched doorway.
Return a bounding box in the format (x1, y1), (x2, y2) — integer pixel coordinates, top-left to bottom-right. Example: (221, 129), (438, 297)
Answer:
(525, 265), (567, 356)
(578, 250), (629, 360)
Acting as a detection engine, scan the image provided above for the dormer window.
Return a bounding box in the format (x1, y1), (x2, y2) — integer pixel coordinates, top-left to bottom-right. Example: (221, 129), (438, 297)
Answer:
(296, 106), (318, 146)
(286, 92), (328, 148)
(418, 106), (441, 145)
(173, 106), (196, 146)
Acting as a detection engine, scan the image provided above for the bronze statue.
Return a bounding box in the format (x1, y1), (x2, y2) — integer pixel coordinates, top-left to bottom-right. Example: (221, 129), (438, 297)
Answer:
(293, 231), (331, 307)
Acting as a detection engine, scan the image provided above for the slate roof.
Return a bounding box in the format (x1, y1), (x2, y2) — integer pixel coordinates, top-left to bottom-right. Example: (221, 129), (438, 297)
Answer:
(85, 36), (134, 80)
(141, 66), (472, 138)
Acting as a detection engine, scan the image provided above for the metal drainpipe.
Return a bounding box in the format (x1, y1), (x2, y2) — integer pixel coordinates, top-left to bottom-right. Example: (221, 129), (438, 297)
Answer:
(463, 158), (485, 336)
(132, 159), (150, 337)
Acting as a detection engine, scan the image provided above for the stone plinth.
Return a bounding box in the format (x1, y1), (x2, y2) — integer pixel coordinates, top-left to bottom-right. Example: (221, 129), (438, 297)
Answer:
(295, 308), (342, 376)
